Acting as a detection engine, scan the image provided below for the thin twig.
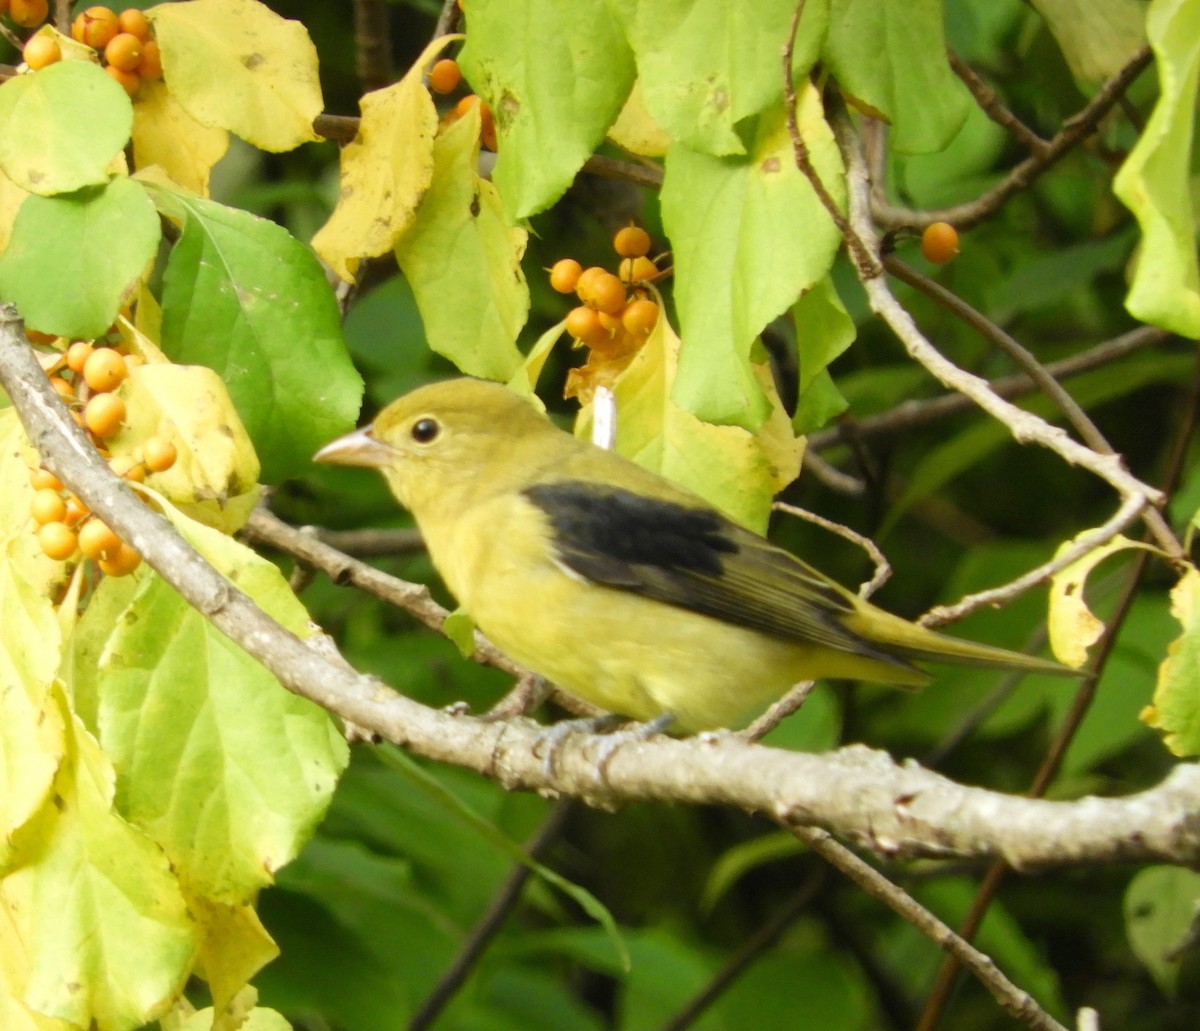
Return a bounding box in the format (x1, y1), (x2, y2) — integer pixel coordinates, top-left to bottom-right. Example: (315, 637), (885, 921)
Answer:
(774, 500), (892, 598)
(409, 799), (575, 1030)
(352, 0), (393, 93)
(663, 870), (828, 1030)
(873, 46), (1153, 230)
(884, 256), (1111, 455)
(919, 496), (1148, 627)
(948, 51), (1050, 155)
(798, 827), (1068, 1031)
(915, 350), (1200, 1030)
(799, 449), (867, 496)
(807, 326), (1170, 451)
(833, 100), (1164, 510)
(782, 0), (879, 277)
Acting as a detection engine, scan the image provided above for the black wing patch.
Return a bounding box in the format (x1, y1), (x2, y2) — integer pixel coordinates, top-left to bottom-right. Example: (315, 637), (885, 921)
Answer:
(523, 481), (918, 671)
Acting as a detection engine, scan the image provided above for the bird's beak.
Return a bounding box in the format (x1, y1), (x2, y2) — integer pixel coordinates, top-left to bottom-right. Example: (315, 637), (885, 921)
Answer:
(313, 426), (396, 468)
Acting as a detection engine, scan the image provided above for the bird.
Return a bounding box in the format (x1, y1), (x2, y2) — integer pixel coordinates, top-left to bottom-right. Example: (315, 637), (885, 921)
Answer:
(314, 378), (1074, 733)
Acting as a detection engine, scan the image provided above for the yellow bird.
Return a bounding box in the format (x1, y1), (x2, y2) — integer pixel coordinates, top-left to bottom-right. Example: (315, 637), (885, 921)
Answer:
(315, 378), (1073, 732)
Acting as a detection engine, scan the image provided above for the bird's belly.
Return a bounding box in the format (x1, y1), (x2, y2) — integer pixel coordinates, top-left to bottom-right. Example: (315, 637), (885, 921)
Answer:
(466, 564), (821, 731)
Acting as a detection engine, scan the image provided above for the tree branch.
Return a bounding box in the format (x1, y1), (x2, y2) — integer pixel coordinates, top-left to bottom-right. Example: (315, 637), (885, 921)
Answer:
(1, 310), (1197, 875)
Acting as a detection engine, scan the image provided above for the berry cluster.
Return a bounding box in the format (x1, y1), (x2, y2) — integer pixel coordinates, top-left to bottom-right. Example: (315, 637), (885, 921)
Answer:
(17, 5), (163, 94)
(30, 334), (177, 577)
(549, 226), (665, 402)
(552, 226), (661, 355)
(428, 56), (496, 152)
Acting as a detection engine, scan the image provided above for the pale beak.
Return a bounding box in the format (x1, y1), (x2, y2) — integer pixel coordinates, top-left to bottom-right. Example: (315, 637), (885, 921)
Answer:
(313, 426), (396, 468)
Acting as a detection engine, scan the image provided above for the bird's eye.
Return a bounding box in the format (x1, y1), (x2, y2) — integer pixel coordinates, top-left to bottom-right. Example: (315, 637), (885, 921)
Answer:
(411, 417), (440, 444)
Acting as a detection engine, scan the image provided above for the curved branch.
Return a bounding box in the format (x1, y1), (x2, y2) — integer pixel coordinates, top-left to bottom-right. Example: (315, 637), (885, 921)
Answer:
(1, 311), (1196, 873)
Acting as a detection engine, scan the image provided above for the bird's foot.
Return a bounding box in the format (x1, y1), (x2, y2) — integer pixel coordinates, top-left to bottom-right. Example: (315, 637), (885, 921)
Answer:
(533, 714), (624, 777)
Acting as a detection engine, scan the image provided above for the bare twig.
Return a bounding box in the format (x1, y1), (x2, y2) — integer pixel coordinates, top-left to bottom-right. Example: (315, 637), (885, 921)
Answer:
(774, 500), (892, 598)
(833, 102), (1164, 510)
(919, 496), (1149, 627)
(948, 51), (1050, 155)
(409, 800), (575, 1030)
(798, 827), (1068, 1031)
(353, 0), (393, 92)
(872, 46), (1153, 230)
(664, 869), (828, 1030)
(4, 311), (1200, 873)
(782, 0), (879, 277)
(798, 449), (867, 496)
(807, 326), (1171, 451)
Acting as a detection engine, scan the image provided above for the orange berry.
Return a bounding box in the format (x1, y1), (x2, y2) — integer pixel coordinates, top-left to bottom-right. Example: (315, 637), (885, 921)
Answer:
(84, 393), (126, 438)
(136, 39), (161, 80)
(548, 258), (583, 294)
(581, 272), (626, 315)
(565, 306), (611, 349)
(108, 454), (145, 483)
(66, 341), (94, 374)
(30, 467), (62, 491)
(9, 0), (47, 27)
(30, 488), (66, 525)
(116, 7), (149, 40)
(104, 31), (141, 71)
(619, 256), (658, 283)
(83, 347), (127, 392)
(574, 266), (607, 302)
(22, 34), (61, 70)
(71, 5), (118, 48)
(98, 541), (140, 576)
(105, 63), (140, 95)
(613, 226), (651, 259)
(622, 297), (659, 336)
(78, 517), (122, 561)
(920, 221), (959, 264)
(63, 495), (89, 526)
(428, 58), (461, 95)
(37, 522), (77, 561)
(142, 437), (177, 473)
(48, 376), (75, 402)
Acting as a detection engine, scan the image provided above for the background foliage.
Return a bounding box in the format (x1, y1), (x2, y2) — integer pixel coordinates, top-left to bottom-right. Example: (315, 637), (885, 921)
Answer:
(1, 0), (1198, 1029)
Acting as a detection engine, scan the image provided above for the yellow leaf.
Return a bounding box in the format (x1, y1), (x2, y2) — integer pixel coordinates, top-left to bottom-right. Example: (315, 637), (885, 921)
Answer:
(607, 80), (671, 157)
(3, 687), (196, 1030)
(187, 895), (278, 1022)
(312, 35), (458, 282)
(0, 167), (29, 255)
(148, 0), (322, 152)
(107, 364), (261, 532)
(1048, 533), (1153, 667)
(132, 81), (229, 197)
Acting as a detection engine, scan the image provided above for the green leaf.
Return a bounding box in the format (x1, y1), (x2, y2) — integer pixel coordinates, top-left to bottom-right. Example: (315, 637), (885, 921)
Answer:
(823, 0), (972, 154)
(791, 276), (853, 433)
(1112, 0), (1200, 337)
(394, 107), (528, 381)
(66, 513), (348, 903)
(148, 0), (322, 152)
(0, 179), (160, 339)
(661, 87), (843, 428)
(1030, 0), (1147, 85)
(458, 0), (635, 219)
(148, 183), (363, 483)
(620, 0), (830, 156)
(0, 61), (131, 195)
(1125, 865), (1200, 994)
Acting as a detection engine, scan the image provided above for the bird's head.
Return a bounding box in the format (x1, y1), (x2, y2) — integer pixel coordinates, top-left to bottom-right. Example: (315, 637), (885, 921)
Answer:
(314, 378), (550, 510)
